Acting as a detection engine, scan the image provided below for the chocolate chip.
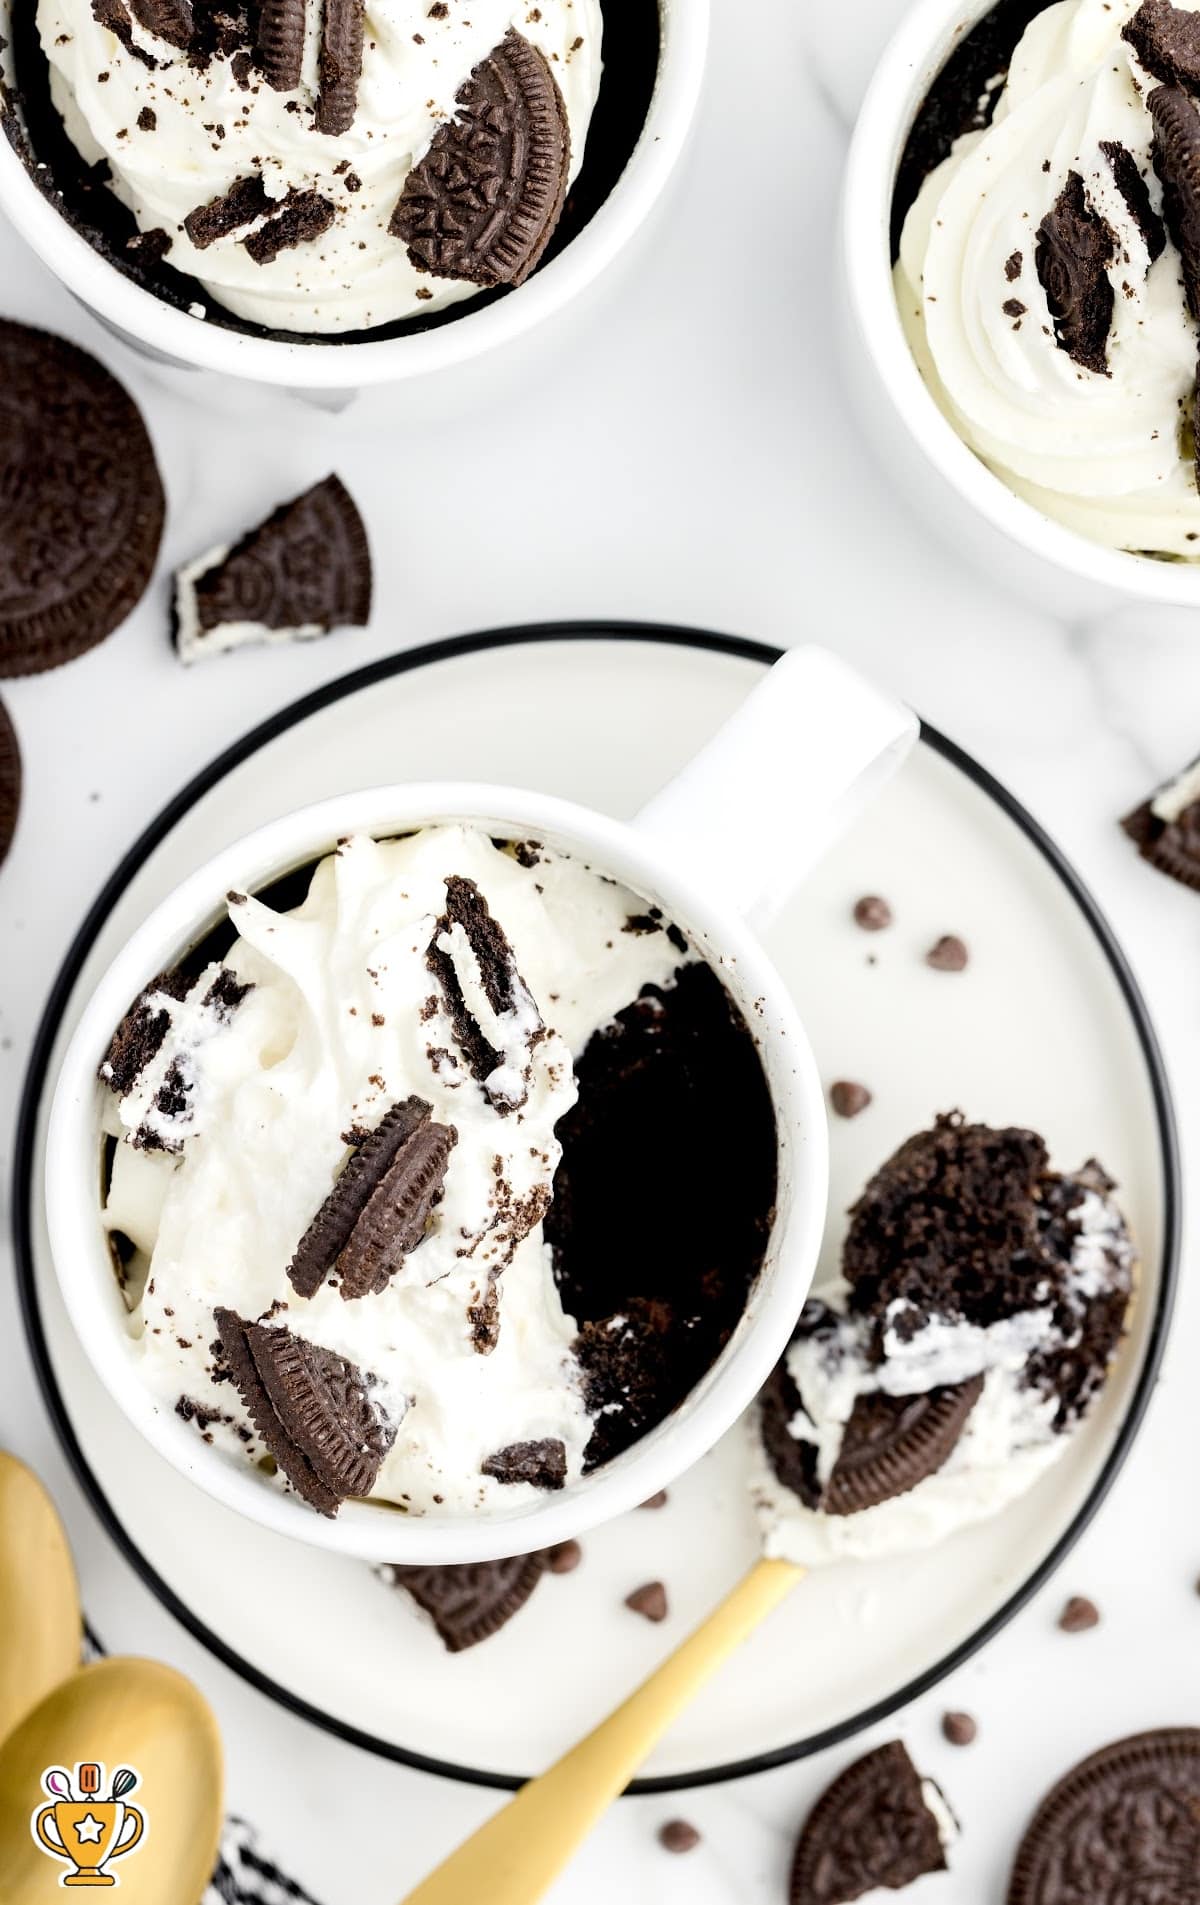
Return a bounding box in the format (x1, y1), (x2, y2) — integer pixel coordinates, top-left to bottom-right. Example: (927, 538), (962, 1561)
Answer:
(626, 1581), (668, 1622)
(853, 894), (893, 931)
(942, 1710), (978, 1746)
(545, 1539), (582, 1574)
(1035, 171), (1115, 374)
(830, 1080), (873, 1119)
(639, 1490), (669, 1510)
(658, 1820), (701, 1854)
(926, 934), (969, 971)
(1058, 1595), (1101, 1633)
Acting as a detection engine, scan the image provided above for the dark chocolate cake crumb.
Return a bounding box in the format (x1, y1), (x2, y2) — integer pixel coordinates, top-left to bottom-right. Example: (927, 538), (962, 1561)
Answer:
(481, 1439), (567, 1490)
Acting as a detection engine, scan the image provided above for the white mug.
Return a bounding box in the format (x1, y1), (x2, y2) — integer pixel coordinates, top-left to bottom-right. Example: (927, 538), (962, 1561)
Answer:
(46, 647), (917, 1565)
(0, 0), (709, 392)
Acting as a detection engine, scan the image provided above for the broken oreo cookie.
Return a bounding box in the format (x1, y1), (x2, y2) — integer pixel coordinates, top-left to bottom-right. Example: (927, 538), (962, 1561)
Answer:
(1149, 85), (1200, 320)
(173, 475), (371, 664)
(288, 1097), (438, 1299)
(427, 874), (544, 1113)
(1124, 0), (1200, 92)
(791, 1741), (953, 1905)
(215, 1308), (397, 1516)
(1007, 1729), (1200, 1905)
(1122, 752), (1200, 891)
(335, 1110), (457, 1302)
(315, 0), (364, 135)
(391, 29), (570, 288)
(383, 1552), (549, 1652)
(256, 0), (305, 90)
(0, 321), (165, 678)
(0, 699), (20, 870)
(1035, 171), (1115, 375)
(481, 1438), (567, 1490)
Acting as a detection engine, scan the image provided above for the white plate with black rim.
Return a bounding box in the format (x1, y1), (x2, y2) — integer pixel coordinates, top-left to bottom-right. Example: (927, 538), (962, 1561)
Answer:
(14, 625), (1178, 1792)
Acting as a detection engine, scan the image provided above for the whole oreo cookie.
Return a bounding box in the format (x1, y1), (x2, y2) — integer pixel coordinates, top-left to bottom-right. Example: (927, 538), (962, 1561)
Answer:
(0, 321), (164, 678)
(0, 700), (20, 869)
(1008, 1729), (1200, 1903)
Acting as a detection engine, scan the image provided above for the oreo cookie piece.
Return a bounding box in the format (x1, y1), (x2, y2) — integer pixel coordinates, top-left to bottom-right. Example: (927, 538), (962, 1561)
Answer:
(1035, 171), (1115, 375)
(99, 968), (192, 1096)
(315, 0), (364, 135)
(481, 1439), (567, 1490)
(791, 1742), (954, 1905)
(1124, 0), (1200, 91)
(1122, 753), (1200, 891)
(391, 29), (570, 287)
(1099, 141), (1167, 262)
(1149, 85), (1200, 319)
(128, 0), (193, 48)
(184, 175), (275, 250)
(383, 1553), (548, 1652)
(288, 1096), (434, 1299)
(761, 1340), (985, 1516)
(0, 321), (165, 678)
(215, 1308), (397, 1515)
(244, 190), (336, 265)
(427, 874), (544, 1113)
(335, 1112), (457, 1302)
(257, 0), (305, 90)
(0, 699), (20, 870)
(1008, 1729), (1200, 1904)
(92, 0), (159, 66)
(173, 475), (371, 664)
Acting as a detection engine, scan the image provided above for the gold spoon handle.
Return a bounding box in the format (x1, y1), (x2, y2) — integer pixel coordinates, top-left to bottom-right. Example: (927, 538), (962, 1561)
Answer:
(399, 1556), (803, 1905)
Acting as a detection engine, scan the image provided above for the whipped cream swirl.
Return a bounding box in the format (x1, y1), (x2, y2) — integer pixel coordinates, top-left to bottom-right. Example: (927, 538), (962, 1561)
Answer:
(39, 0), (602, 333)
(896, 0), (1200, 557)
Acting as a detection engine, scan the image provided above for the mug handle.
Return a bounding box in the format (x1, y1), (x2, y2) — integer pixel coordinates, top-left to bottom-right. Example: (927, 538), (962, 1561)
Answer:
(34, 1807), (65, 1857)
(634, 646), (918, 930)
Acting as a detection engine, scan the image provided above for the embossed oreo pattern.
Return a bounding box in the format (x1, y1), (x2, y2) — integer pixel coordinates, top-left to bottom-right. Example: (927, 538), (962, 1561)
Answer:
(1008, 1729), (1200, 1904)
(791, 1741), (950, 1904)
(383, 1553), (549, 1652)
(390, 29), (570, 287)
(0, 322), (164, 678)
(189, 475), (371, 640)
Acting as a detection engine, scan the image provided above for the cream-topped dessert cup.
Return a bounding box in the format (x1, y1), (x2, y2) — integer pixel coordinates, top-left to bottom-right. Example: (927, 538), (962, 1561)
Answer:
(46, 647), (917, 1566)
(841, 0), (1200, 612)
(0, 0), (707, 388)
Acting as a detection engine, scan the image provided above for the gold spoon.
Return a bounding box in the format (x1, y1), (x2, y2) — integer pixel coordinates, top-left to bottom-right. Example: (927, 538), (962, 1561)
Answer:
(399, 1555), (804, 1905)
(0, 1452), (82, 1741)
(0, 1655), (224, 1903)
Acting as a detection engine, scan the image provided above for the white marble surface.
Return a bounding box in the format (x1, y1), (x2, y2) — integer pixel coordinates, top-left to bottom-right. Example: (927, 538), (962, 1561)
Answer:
(1, 0), (1199, 1899)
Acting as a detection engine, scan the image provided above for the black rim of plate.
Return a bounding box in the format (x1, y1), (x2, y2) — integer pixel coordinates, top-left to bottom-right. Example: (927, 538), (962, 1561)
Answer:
(12, 621), (1181, 1795)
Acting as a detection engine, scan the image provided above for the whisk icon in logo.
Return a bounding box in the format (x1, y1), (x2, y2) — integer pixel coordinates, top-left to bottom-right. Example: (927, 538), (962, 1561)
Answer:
(31, 1762), (146, 1887)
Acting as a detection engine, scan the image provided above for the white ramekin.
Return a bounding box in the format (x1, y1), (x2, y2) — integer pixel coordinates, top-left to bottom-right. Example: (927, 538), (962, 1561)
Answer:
(841, 0), (1200, 612)
(0, 0), (707, 388)
(45, 648), (917, 1566)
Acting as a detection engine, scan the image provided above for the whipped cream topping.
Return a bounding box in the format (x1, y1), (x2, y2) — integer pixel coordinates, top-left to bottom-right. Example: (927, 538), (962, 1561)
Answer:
(101, 827), (686, 1515)
(39, 0), (603, 333)
(755, 1178), (1134, 1565)
(895, 0), (1200, 558)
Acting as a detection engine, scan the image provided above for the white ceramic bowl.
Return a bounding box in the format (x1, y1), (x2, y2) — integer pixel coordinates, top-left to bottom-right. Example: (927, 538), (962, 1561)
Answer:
(44, 650), (916, 1565)
(841, 0), (1200, 612)
(0, 0), (708, 388)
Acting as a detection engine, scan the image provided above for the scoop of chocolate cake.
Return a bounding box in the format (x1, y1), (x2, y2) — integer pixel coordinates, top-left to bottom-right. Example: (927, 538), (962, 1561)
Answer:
(757, 1114), (1135, 1563)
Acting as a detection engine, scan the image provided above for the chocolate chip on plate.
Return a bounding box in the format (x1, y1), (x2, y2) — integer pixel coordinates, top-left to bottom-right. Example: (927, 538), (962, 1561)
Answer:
(853, 895), (893, 931)
(830, 1080), (873, 1119)
(626, 1581), (669, 1623)
(639, 1490), (669, 1510)
(942, 1710), (978, 1747)
(926, 934), (969, 971)
(544, 1539), (582, 1575)
(658, 1820), (701, 1854)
